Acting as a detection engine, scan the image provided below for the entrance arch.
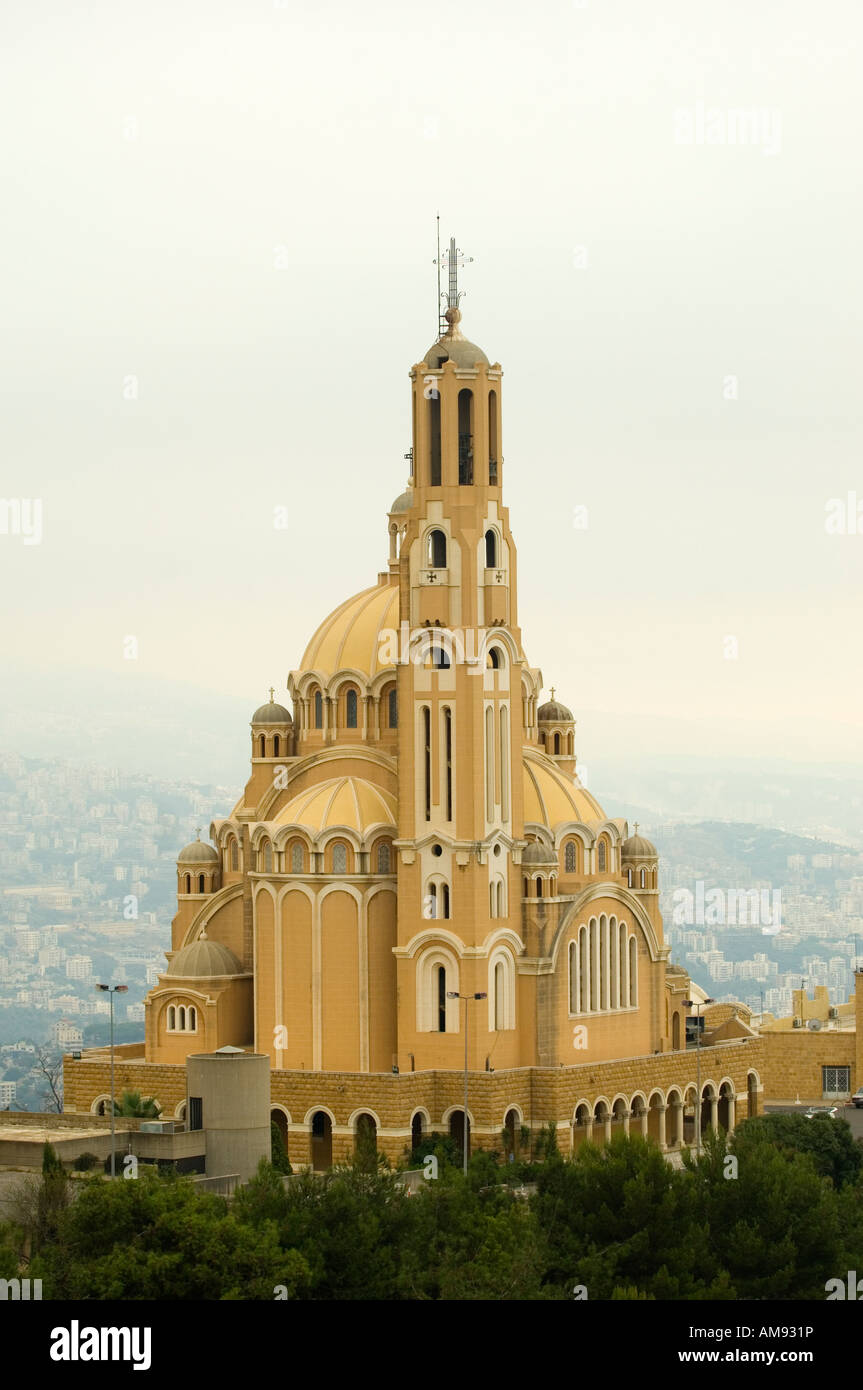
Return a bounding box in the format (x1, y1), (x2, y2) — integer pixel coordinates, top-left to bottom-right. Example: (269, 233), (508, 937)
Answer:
(310, 1110), (333, 1170)
(448, 1108), (470, 1162)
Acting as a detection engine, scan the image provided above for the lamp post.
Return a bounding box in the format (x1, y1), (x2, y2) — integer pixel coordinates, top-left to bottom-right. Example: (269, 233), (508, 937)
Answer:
(447, 991), (487, 1175)
(95, 984), (129, 1177)
(684, 995), (714, 1157)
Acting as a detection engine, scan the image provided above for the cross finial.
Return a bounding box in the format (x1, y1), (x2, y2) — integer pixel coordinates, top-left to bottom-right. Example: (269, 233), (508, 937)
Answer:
(268, 686), (275, 702)
(550, 686), (555, 701)
(195, 826), (202, 840)
(634, 822), (639, 835)
(433, 229), (473, 326)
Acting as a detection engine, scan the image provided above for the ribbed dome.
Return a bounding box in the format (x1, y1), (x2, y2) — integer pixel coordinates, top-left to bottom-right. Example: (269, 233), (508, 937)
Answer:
(166, 939), (245, 977)
(538, 699), (574, 723)
(177, 839), (219, 864)
(522, 839), (557, 866)
(522, 751), (605, 827)
(300, 582), (399, 677)
(272, 776), (397, 834)
(621, 833), (657, 860)
(252, 697), (292, 725)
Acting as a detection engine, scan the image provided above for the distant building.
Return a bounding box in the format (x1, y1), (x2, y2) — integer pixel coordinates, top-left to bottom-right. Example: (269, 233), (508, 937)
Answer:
(51, 1020), (83, 1048)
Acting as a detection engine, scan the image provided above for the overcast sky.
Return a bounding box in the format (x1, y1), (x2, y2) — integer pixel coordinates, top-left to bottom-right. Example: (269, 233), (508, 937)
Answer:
(1, 0), (861, 772)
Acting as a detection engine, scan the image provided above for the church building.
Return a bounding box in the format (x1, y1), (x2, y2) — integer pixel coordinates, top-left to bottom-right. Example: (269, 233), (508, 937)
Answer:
(63, 244), (766, 1166)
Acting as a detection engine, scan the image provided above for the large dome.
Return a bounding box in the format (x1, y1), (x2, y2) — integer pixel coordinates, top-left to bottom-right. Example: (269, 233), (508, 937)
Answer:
(522, 751), (605, 827)
(300, 582), (399, 678)
(166, 939), (245, 977)
(272, 776), (397, 833)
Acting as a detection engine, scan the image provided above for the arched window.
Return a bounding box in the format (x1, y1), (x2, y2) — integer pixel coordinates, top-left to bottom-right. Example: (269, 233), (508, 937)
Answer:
(422, 706), (431, 821)
(230, 839), (239, 871)
(263, 842), (272, 873)
(565, 841), (576, 873)
(388, 687), (398, 728)
(485, 529), (497, 567)
(167, 1006), (176, 1030)
(553, 732), (561, 754)
(627, 868), (633, 887)
(597, 840), (606, 872)
(589, 918), (598, 1010)
(178, 1006), (186, 1030)
(345, 689), (358, 729)
(273, 735), (280, 756)
(377, 843), (390, 873)
(197, 873), (205, 893)
(188, 1006), (196, 1031)
(429, 392), (441, 485)
(443, 707), (453, 820)
(488, 389), (498, 483)
(499, 707), (509, 818)
(427, 529), (447, 568)
(487, 645), (505, 669)
(599, 914), (608, 1009)
(536, 877), (543, 899)
(640, 868), (646, 888)
(523, 876), (528, 898)
(629, 936), (637, 1005)
(579, 925), (589, 1012)
(332, 843), (347, 874)
(457, 388), (473, 484)
(619, 922), (627, 1005)
(425, 883), (437, 919)
(568, 940), (578, 1013)
(183, 874), (191, 894)
(291, 841), (304, 874)
(496, 880), (505, 917)
(314, 690), (323, 729)
(437, 964), (447, 1032)
(489, 950), (515, 1030)
(442, 884), (450, 919)
(485, 706), (494, 818)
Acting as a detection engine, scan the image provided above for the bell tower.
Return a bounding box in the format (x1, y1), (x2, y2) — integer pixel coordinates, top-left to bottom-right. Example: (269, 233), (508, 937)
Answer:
(393, 237), (535, 1070)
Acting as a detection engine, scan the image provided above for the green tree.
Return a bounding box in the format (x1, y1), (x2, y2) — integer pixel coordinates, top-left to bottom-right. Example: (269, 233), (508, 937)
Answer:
(112, 1090), (161, 1118)
(270, 1122), (292, 1175)
(42, 1167), (308, 1300)
(734, 1112), (862, 1188)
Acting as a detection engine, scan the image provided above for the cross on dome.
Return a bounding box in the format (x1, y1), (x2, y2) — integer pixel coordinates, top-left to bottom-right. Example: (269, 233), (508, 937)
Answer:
(268, 686), (275, 702)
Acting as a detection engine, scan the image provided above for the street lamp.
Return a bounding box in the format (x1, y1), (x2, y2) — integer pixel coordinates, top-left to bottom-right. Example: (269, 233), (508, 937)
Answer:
(447, 991), (487, 1175)
(683, 996), (714, 1157)
(95, 984), (129, 1178)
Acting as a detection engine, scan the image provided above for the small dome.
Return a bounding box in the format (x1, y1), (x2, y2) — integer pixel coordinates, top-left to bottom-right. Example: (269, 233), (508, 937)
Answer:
(389, 488), (413, 514)
(177, 839), (219, 864)
(621, 833), (657, 860)
(422, 307), (489, 370)
(522, 839), (557, 866)
(538, 699), (574, 723)
(252, 694), (292, 724)
(166, 937), (245, 978)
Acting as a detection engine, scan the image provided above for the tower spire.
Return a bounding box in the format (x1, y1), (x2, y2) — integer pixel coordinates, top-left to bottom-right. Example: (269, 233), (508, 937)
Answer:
(433, 226), (473, 338)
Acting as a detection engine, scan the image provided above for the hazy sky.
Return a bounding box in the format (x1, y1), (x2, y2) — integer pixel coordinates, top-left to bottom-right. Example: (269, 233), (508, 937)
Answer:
(2, 0), (861, 771)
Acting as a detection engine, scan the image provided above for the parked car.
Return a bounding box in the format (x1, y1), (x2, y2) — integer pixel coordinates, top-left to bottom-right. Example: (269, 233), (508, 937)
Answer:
(805, 1105), (838, 1119)
(852, 1089), (863, 1109)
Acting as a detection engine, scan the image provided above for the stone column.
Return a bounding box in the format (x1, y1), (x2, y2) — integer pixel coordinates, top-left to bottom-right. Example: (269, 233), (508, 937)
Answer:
(727, 1094), (736, 1134)
(710, 1094), (719, 1133)
(584, 1117), (593, 1145)
(622, 1108), (631, 1137)
(657, 1103), (667, 1150)
(671, 1100), (684, 1147)
(603, 1112), (612, 1146)
(639, 1107), (648, 1139)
